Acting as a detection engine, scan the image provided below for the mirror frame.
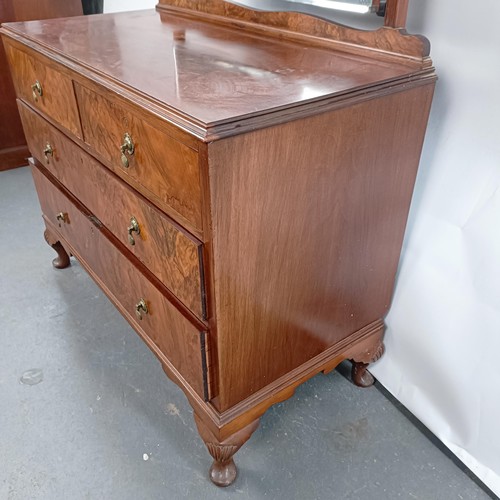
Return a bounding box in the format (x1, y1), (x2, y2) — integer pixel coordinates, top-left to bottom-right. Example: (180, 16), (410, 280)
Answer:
(157, 0), (428, 61)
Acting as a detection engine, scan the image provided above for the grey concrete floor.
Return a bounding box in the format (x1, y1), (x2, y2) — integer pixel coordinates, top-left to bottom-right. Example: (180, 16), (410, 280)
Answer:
(0, 166), (495, 500)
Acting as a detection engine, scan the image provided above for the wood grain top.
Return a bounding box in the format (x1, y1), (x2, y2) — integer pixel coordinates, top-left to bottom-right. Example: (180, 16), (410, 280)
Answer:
(1, 9), (432, 135)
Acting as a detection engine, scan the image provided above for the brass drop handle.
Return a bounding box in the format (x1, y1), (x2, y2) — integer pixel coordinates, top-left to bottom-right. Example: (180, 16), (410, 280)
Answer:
(43, 143), (54, 162)
(135, 299), (148, 320)
(31, 80), (43, 102)
(127, 216), (140, 245)
(120, 133), (135, 168)
(56, 212), (68, 224)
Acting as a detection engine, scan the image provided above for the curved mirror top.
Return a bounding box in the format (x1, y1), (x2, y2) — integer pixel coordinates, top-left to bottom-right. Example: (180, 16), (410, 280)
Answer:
(226, 0), (386, 29)
(275, 0), (381, 14)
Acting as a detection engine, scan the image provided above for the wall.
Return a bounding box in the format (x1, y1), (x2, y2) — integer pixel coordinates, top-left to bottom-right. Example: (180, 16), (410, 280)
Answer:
(102, 0), (500, 494)
(372, 0), (500, 496)
(104, 0), (156, 13)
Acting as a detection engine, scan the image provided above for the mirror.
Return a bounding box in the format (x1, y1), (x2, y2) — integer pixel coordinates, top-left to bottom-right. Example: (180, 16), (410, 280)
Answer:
(285, 0), (385, 15)
(226, 0), (387, 30)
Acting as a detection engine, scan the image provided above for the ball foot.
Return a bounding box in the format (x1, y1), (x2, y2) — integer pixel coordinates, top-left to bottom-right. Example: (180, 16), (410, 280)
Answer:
(351, 362), (375, 387)
(194, 413), (260, 487)
(209, 458), (237, 487)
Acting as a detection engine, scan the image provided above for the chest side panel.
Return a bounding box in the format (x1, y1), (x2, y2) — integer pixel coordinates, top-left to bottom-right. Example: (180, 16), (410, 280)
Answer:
(209, 84), (435, 411)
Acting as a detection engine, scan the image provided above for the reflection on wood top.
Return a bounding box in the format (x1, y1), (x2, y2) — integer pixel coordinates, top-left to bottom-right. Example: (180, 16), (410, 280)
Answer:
(2, 9), (432, 130)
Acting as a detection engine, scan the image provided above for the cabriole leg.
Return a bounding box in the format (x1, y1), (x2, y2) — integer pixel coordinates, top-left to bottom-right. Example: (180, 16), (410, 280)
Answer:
(44, 228), (70, 269)
(350, 339), (385, 388)
(194, 413), (260, 487)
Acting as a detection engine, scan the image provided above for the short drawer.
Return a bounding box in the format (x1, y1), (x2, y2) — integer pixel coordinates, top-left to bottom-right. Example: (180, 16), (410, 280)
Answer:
(19, 101), (205, 320)
(32, 166), (209, 400)
(74, 82), (202, 232)
(4, 43), (81, 138)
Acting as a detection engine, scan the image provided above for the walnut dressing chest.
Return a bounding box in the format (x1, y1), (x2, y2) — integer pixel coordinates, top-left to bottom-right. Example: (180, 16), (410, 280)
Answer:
(1, 0), (436, 486)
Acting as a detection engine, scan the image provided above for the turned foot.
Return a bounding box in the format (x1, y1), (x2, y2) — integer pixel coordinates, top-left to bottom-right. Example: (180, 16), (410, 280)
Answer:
(194, 413), (260, 487)
(350, 339), (385, 388)
(44, 229), (70, 269)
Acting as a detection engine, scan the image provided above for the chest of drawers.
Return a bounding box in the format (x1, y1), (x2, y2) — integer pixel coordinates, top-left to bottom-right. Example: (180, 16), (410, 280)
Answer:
(1, 0), (436, 486)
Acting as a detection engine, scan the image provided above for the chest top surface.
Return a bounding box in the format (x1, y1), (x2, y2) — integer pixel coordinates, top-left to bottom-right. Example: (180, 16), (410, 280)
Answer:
(3, 8), (429, 129)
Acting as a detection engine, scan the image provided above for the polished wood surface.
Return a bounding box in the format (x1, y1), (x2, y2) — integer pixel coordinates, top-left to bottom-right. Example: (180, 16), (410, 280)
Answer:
(19, 101), (205, 319)
(209, 84), (434, 410)
(32, 165), (209, 400)
(2, 10), (429, 133)
(5, 44), (81, 137)
(0, 0), (82, 170)
(0, 25), (27, 169)
(385, 0), (409, 28)
(0, 145), (29, 171)
(0, 0), (82, 22)
(2, 2), (436, 486)
(75, 83), (203, 231)
(157, 0), (426, 57)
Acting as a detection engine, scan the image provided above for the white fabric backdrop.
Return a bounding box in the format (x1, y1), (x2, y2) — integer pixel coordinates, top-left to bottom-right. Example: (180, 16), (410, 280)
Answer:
(372, 0), (500, 496)
(103, 0), (500, 494)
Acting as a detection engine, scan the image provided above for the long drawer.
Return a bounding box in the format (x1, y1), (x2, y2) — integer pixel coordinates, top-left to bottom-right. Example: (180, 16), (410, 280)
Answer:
(74, 82), (203, 232)
(4, 44), (81, 138)
(19, 101), (206, 320)
(32, 166), (209, 400)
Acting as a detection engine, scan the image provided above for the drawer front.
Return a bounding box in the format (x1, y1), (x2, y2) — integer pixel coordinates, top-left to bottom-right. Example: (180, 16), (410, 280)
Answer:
(5, 44), (81, 138)
(74, 83), (203, 232)
(19, 102), (205, 319)
(32, 166), (209, 400)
